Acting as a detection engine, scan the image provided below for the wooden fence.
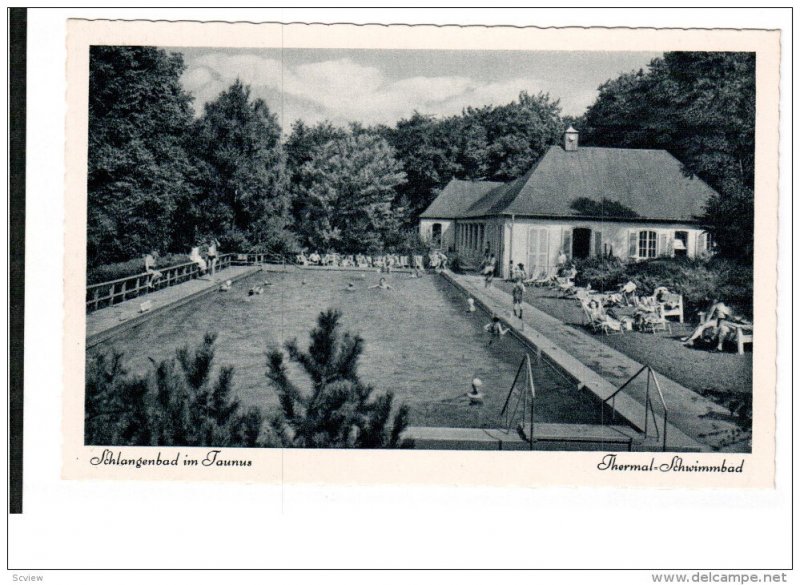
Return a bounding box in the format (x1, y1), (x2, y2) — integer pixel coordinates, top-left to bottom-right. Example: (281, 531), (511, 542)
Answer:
(86, 253), (242, 313)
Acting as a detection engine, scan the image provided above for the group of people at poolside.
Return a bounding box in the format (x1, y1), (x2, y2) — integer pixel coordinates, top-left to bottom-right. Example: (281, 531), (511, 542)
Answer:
(295, 251), (430, 272)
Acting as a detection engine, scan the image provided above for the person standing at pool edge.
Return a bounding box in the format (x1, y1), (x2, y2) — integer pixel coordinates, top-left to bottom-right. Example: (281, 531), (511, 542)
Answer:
(483, 253), (496, 288)
(512, 279), (526, 330)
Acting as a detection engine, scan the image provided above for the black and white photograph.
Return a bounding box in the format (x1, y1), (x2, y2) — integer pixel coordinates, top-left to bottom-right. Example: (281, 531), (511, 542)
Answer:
(9, 8), (791, 579)
(82, 41), (758, 455)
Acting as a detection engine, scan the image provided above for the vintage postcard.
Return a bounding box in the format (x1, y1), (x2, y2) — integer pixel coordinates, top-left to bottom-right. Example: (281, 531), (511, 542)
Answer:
(63, 20), (780, 487)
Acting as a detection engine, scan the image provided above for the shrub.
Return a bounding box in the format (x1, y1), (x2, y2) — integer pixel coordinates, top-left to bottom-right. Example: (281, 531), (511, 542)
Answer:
(85, 333), (274, 447)
(574, 256), (753, 319)
(266, 309), (411, 448)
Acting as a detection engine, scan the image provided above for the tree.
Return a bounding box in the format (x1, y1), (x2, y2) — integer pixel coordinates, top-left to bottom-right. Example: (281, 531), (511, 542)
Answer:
(266, 309), (410, 448)
(292, 129), (406, 253)
(384, 112), (463, 224)
(581, 52), (755, 260)
(88, 46), (198, 267)
(187, 80), (294, 253)
(466, 91), (564, 180)
(85, 333), (269, 447)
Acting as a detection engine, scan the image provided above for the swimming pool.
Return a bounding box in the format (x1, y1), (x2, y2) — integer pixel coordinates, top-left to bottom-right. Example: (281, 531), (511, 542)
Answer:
(88, 268), (602, 429)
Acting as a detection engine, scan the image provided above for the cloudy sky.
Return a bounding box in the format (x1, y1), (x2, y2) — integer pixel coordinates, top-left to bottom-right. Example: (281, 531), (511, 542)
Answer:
(171, 47), (661, 129)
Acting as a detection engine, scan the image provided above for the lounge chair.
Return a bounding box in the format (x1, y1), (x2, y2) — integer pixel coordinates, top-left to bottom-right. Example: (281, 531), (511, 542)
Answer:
(581, 301), (624, 335)
(398, 255), (410, 268)
(522, 269), (546, 285)
(638, 304), (672, 335)
(528, 269), (555, 287)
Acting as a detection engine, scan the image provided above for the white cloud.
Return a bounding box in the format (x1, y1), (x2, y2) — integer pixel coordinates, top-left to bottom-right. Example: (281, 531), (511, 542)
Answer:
(180, 52), (579, 127)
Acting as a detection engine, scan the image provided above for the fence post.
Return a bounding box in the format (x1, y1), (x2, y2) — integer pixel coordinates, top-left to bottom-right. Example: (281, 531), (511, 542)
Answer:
(93, 287), (99, 311)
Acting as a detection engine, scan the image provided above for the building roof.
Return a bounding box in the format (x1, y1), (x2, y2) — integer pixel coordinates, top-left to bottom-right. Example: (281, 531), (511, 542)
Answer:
(419, 178), (504, 219)
(453, 146), (717, 222)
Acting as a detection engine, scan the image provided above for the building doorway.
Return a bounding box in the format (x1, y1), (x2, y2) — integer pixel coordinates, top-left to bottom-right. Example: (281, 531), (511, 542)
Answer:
(572, 227), (592, 259)
(431, 223), (442, 247)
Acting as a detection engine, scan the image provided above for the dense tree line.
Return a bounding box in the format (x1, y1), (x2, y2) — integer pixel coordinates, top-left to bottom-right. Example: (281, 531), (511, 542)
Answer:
(87, 47), (755, 269)
(578, 52), (756, 261)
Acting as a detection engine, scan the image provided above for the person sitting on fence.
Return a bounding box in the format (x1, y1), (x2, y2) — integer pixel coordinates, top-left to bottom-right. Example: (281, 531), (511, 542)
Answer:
(296, 252), (308, 266)
(681, 300), (735, 349)
(190, 247), (207, 275)
(144, 254), (163, 289)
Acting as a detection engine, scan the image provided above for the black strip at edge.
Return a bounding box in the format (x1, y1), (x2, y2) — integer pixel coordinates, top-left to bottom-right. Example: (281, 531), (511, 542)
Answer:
(9, 7), (27, 515)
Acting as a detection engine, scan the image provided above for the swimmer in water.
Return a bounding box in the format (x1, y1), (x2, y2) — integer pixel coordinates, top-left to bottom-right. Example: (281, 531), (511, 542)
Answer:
(483, 315), (508, 345)
(466, 297), (476, 313)
(466, 378), (484, 404)
(369, 277), (393, 290)
(345, 281), (358, 291)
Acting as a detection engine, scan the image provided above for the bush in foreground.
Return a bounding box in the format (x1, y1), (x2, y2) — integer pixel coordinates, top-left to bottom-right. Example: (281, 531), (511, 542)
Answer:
(266, 309), (411, 448)
(85, 333), (269, 447)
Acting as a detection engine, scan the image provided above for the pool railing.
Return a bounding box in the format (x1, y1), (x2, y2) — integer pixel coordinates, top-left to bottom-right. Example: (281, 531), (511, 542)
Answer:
(601, 364), (669, 451)
(86, 253), (242, 313)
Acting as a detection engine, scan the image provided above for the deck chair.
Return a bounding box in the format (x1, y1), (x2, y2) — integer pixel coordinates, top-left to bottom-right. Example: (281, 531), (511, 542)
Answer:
(529, 268), (555, 287)
(413, 255), (424, 270)
(398, 255), (410, 268)
(638, 304), (672, 335)
(734, 324), (753, 354)
(581, 301), (624, 335)
(659, 292), (684, 323)
(522, 269), (545, 285)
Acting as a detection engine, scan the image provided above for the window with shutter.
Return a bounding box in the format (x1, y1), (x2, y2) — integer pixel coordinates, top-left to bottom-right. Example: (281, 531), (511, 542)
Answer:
(562, 229), (572, 259)
(658, 233), (669, 257)
(629, 231), (638, 258)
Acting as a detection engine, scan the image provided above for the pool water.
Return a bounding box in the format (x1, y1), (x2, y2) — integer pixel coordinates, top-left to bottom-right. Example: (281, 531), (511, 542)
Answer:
(89, 268), (602, 428)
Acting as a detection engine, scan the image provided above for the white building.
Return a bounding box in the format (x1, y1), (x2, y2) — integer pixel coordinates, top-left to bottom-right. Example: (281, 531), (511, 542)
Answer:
(419, 128), (716, 279)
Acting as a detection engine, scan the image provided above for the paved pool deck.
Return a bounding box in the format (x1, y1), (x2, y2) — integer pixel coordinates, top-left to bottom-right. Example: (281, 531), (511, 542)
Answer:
(86, 265), (262, 348)
(444, 272), (741, 452)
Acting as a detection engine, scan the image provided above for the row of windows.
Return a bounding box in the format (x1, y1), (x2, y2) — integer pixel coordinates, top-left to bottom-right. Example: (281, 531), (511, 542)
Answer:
(456, 223), (486, 251)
